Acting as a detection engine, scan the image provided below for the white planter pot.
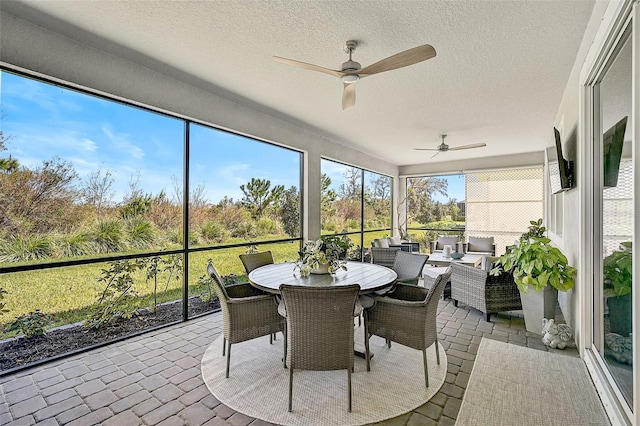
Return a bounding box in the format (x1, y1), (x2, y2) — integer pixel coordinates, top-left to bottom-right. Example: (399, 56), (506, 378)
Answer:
(519, 286), (558, 335)
(310, 263), (330, 275)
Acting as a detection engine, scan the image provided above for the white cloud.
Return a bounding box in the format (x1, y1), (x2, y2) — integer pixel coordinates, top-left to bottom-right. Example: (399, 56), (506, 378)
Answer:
(102, 125), (145, 160)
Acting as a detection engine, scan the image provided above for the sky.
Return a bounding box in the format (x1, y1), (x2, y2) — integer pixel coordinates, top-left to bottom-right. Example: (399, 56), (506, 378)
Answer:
(1, 70), (464, 204)
(1, 71), (300, 204)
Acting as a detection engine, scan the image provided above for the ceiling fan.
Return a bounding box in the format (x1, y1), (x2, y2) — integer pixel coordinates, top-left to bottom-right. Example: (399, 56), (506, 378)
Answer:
(273, 40), (436, 109)
(415, 134), (487, 158)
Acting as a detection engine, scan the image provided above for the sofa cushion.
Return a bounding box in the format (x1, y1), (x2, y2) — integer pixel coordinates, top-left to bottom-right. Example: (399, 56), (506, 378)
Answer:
(468, 237), (494, 253)
(436, 235), (459, 250)
(376, 238), (390, 248)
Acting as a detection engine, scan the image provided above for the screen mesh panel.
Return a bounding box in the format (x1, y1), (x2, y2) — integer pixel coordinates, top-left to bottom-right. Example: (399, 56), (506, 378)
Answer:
(466, 168), (544, 255)
(603, 159), (633, 255)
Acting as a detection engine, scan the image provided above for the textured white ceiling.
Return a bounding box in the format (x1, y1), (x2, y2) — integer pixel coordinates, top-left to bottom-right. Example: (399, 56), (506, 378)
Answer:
(3, 0), (595, 166)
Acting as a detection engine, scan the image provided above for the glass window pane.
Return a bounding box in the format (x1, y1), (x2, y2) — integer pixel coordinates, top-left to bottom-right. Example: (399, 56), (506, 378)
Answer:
(188, 124), (302, 247)
(363, 171), (391, 231)
(598, 33), (633, 405)
(320, 159), (362, 234)
(0, 255), (185, 371)
(0, 71), (184, 264)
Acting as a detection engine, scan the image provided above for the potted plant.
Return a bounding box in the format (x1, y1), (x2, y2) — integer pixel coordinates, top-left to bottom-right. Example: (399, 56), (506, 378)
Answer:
(490, 219), (577, 334)
(603, 242), (632, 337)
(295, 235), (354, 277)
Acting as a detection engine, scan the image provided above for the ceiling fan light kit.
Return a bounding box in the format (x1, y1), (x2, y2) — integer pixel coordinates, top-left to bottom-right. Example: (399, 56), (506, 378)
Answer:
(274, 40), (436, 109)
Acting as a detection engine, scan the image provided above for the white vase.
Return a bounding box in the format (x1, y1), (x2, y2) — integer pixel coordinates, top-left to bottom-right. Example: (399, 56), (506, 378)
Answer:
(519, 286), (558, 335)
(310, 263), (330, 275)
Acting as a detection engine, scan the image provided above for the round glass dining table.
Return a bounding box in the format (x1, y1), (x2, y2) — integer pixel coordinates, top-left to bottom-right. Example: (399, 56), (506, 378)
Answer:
(248, 261), (397, 294)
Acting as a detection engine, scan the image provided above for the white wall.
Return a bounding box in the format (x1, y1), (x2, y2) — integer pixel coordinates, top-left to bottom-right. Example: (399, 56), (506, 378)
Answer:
(549, 0), (610, 345)
(0, 11), (398, 241)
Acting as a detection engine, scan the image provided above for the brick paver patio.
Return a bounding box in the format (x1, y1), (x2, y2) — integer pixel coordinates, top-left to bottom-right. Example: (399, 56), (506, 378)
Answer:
(0, 298), (578, 425)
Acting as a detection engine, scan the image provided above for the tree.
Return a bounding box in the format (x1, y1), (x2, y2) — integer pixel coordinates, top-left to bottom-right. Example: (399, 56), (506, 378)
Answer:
(366, 175), (391, 217)
(240, 178), (284, 219)
(321, 173), (337, 224)
(0, 156), (80, 234)
(80, 167), (114, 215)
(406, 177), (448, 226)
(279, 186), (300, 238)
(337, 168), (361, 200)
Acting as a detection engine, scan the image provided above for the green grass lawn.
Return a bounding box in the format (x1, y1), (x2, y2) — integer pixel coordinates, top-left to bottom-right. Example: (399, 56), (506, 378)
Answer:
(0, 232), (395, 338)
(0, 241), (301, 336)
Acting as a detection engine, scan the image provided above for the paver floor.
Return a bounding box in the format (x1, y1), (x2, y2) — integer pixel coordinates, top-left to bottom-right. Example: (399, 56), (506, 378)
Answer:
(0, 298), (579, 425)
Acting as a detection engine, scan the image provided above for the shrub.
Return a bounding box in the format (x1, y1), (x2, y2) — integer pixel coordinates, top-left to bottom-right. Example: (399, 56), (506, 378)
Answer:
(256, 217), (276, 235)
(55, 231), (94, 257)
(0, 234), (54, 262)
(200, 221), (227, 243)
(323, 221), (337, 232)
(85, 259), (142, 329)
(7, 310), (54, 338)
(125, 217), (156, 248)
(0, 287), (8, 314)
(230, 221), (257, 239)
(346, 219), (359, 230)
(91, 220), (124, 253)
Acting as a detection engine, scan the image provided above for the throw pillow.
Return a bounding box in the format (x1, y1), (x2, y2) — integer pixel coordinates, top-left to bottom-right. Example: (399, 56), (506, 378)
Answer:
(378, 238), (390, 248)
(468, 237), (494, 253)
(389, 236), (402, 246)
(437, 235), (459, 250)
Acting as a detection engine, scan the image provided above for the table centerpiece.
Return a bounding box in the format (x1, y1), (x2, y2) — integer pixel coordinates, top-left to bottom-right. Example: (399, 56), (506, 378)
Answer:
(295, 235), (354, 277)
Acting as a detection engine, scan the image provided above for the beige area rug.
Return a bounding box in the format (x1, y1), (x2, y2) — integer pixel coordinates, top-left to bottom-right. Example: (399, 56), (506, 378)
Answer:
(201, 325), (446, 426)
(456, 338), (610, 426)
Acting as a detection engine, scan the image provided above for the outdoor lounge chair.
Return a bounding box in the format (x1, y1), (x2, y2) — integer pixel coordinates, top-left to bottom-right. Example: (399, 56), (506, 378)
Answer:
(280, 284), (361, 412)
(207, 260), (283, 378)
(449, 262), (522, 322)
(364, 269), (451, 386)
(429, 235), (462, 254)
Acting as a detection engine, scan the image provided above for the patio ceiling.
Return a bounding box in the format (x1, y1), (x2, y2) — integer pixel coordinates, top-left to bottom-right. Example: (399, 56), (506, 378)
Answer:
(2, 1), (595, 167)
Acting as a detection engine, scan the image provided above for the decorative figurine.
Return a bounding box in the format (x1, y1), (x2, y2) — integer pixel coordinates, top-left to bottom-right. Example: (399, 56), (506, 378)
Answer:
(605, 333), (633, 365)
(541, 318), (574, 349)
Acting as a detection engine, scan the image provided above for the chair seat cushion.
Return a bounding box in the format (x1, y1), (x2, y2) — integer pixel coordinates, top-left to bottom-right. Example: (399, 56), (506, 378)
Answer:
(468, 237), (494, 253)
(437, 235), (459, 250)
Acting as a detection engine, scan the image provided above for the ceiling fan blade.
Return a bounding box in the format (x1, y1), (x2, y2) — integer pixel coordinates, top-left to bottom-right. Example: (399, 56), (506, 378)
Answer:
(273, 56), (344, 78)
(431, 151), (441, 159)
(414, 148), (440, 151)
(448, 143), (487, 151)
(342, 83), (356, 109)
(358, 44), (436, 76)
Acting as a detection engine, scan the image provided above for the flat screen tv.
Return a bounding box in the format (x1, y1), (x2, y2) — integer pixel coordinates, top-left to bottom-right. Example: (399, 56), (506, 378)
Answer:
(603, 116), (627, 188)
(548, 127), (574, 194)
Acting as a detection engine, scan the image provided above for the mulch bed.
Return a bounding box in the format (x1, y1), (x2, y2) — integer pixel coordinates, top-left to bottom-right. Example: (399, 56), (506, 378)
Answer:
(0, 297), (220, 373)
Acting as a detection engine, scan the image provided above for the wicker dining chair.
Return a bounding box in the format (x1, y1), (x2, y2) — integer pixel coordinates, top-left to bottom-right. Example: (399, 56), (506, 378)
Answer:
(449, 262), (522, 322)
(392, 251), (429, 285)
(207, 260), (283, 378)
(239, 250), (274, 274)
(280, 284), (362, 413)
(370, 247), (400, 268)
(364, 269), (451, 387)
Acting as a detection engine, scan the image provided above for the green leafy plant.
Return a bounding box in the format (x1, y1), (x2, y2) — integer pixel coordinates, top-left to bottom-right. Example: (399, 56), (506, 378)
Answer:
(0, 287), (8, 314)
(296, 234), (354, 277)
(603, 242), (632, 297)
(142, 254), (183, 311)
(85, 259), (142, 329)
(7, 310), (53, 338)
(491, 219), (576, 292)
